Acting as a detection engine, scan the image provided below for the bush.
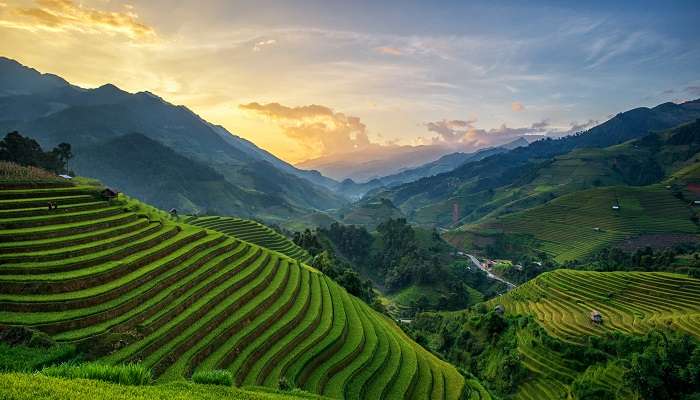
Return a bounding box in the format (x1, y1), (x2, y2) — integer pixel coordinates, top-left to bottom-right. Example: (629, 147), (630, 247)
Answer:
(41, 362), (151, 386)
(191, 370), (233, 386)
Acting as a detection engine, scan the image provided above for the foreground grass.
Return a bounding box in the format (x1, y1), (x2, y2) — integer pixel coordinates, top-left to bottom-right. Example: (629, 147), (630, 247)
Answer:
(41, 362), (151, 386)
(0, 372), (319, 400)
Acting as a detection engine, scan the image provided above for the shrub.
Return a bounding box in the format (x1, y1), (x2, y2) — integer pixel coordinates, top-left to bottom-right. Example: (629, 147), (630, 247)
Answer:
(191, 370), (233, 386)
(41, 362), (151, 386)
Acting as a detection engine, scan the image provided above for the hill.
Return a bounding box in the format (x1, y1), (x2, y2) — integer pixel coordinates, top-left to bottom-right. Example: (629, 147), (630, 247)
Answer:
(409, 269), (700, 400)
(475, 184), (697, 262)
(0, 178), (464, 399)
(492, 269), (700, 399)
(0, 57), (346, 222)
(365, 100), (700, 227)
(446, 119), (700, 262)
(493, 269), (700, 342)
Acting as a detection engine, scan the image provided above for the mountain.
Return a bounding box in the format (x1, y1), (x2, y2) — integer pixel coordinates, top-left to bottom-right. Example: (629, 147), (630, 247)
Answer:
(331, 137), (529, 200)
(70, 133), (302, 218)
(296, 143), (454, 182)
(445, 118), (700, 262)
(365, 99), (700, 227)
(0, 57), (346, 221)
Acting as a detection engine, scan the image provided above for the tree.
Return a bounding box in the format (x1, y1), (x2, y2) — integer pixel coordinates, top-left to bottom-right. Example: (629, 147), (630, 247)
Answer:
(0, 132), (72, 174)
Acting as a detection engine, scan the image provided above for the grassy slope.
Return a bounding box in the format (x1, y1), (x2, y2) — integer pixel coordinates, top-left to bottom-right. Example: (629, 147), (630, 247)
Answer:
(488, 184), (697, 262)
(0, 181), (464, 400)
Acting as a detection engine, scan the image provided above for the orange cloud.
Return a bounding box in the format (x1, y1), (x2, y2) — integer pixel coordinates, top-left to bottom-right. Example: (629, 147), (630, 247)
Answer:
(240, 102), (371, 159)
(511, 101), (525, 112)
(0, 0), (156, 39)
(375, 46), (403, 56)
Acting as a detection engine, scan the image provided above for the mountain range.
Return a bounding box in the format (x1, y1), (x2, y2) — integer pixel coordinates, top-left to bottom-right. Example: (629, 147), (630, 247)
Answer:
(365, 99), (700, 227)
(0, 57), (347, 222)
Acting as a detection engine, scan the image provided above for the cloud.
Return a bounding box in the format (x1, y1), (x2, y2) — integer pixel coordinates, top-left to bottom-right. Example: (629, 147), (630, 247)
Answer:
(375, 46), (403, 56)
(423, 117), (602, 150)
(239, 102), (372, 158)
(0, 0), (156, 40)
(424, 118), (551, 149)
(511, 101), (525, 112)
(253, 39), (277, 52)
(567, 119), (598, 133)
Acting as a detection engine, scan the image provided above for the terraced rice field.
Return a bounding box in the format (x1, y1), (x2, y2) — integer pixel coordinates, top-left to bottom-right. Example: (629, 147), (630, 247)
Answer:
(185, 216), (311, 263)
(492, 269), (700, 343)
(494, 185), (698, 262)
(0, 182), (464, 399)
(489, 269), (699, 400)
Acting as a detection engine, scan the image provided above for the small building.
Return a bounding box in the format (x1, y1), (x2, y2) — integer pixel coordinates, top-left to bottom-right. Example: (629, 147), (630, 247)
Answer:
(494, 304), (505, 315)
(590, 310), (603, 324)
(101, 188), (118, 200)
(593, 227), (601, 232)
(169, 208), (178, 217)
(694, 200), (700, 205)
(58, 174), (72, 180)
(612, 205), (620, 210)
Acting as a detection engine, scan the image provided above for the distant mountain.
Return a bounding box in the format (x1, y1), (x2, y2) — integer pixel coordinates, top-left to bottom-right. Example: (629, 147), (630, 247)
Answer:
(364, 99), (700, 227)
(0, 57), (347, 220)
(335, 138), (528, 200)
(296, 143), (452, 182)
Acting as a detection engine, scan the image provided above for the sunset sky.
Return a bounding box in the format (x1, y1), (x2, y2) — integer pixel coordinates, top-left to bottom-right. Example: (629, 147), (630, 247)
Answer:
(1, 0), (699, 164)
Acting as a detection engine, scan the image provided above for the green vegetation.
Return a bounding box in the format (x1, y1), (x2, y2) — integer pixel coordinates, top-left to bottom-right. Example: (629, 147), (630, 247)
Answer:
(41, 362), (151, 386)
(491, 184), (697, 262)
(0, 180), (464, 399)
(492, 269), (700, 342)
(293, 220), (505, 315)
(0, 372), (319, 400)
(410, 300), (700, 399)
(0, 343), (76, 372)
(567, 244), (700, 277)
(192, 369), (234, 386)
(186, 216), (311, 263)
(0, 132), (72, 175)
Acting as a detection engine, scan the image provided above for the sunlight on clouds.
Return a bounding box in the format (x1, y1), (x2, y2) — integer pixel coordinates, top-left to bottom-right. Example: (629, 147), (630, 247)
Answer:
(0, 0), (156, 39)
(239, 102), (372, 159)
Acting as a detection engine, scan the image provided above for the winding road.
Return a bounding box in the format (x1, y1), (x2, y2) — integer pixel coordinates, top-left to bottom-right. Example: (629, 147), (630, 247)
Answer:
(466, 254), (517, 289)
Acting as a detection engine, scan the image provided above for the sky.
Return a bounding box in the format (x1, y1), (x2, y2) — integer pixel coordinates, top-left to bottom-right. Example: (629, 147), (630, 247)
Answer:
(0, 0), (699, 164)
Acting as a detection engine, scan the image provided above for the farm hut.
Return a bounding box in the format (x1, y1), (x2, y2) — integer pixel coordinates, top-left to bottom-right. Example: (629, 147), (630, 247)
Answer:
(169, 208), (178, 217)
(590, 310), (603, 324)
(58, 174), (72, 179)
(494, 305), (505, 315)
(593, 227), (601, 232)
(101, 188), (118, 200)
(694, 200), (700, 205)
